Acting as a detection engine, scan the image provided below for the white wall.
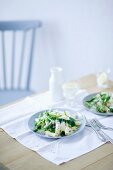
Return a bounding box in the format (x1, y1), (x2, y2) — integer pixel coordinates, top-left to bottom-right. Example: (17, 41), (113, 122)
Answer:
(0, 0), (113, 92)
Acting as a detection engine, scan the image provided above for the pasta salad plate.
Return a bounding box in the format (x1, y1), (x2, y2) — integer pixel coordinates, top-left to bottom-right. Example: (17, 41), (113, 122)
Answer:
(28, 108), (85, 139)
(83, 92), (113, 116)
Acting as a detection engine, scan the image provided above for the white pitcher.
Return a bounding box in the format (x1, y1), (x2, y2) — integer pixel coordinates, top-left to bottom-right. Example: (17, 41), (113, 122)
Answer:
(49, 67), (64, 102)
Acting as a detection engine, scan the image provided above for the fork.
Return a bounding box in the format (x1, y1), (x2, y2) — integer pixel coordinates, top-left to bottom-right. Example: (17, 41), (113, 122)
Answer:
(84, 116), (107, 142)
(92, 119), (113, 144)
(89, 119), (107, 142)
(93, 118), (113, 131)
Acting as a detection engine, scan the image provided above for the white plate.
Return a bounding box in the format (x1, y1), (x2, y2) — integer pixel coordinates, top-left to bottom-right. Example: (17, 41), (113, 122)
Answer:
(28, 108), (85, 139)
(83, 93), (113, 116)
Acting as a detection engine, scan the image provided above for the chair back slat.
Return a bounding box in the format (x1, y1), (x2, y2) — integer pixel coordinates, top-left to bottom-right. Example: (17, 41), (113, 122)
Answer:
(18, 31), (26, 89)
(11, 31), (16, 89)
(2, 32), (7, 89)
(26, 29), (36, 90)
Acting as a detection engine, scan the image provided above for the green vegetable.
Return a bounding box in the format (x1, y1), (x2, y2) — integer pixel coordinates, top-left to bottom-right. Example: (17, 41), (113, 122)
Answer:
(66, 117), (76, 127)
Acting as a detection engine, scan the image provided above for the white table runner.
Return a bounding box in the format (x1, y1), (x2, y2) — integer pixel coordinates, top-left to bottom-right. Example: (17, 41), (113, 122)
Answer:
(0, 91), (113, 165)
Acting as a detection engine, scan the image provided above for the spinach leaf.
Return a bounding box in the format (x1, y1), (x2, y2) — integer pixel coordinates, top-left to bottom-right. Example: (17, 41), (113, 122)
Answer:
(66, 117), (75, 127)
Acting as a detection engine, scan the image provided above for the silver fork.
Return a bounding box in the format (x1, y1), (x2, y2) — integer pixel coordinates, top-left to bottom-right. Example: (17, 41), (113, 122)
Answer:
(92, 119), (113, 144)
(89, 119), (107, 142)
(84, 116), (107, 142)
(93, 118), (113, 131)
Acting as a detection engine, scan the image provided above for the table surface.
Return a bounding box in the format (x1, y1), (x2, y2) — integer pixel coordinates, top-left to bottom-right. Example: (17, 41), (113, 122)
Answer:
(0, 74), (113, 170)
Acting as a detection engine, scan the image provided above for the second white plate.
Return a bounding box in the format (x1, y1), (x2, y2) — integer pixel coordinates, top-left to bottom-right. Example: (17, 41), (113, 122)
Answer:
(83, 93), (113, 116)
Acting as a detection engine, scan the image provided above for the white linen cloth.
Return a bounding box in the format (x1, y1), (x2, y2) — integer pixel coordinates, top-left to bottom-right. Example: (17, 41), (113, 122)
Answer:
(0, 90), (113, 165)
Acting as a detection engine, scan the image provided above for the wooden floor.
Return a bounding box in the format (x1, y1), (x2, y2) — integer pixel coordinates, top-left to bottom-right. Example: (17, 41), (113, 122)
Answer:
(0, 74), (113, 170)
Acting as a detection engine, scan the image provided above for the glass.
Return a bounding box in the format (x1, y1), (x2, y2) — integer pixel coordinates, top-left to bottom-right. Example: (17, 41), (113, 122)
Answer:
(96, 68), (111, 88)
(63, 82), (79, 107)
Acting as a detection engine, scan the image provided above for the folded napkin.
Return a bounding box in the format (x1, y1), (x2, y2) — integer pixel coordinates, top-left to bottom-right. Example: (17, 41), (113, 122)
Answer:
(0, 90), (113, 165)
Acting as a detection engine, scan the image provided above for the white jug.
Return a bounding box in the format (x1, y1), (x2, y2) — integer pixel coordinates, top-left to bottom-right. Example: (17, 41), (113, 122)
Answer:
(49, 67), (64, 102)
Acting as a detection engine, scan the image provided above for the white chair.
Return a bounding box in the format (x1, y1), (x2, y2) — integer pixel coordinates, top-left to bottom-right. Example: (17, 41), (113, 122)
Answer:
(0, 20), (42, 105)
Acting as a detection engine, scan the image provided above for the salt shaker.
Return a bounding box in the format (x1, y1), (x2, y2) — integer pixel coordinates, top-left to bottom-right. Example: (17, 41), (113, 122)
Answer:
(49, 67), (64, 102)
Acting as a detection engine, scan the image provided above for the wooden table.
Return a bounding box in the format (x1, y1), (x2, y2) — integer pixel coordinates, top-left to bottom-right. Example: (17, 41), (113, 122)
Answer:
(0, 74), (113, 170)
